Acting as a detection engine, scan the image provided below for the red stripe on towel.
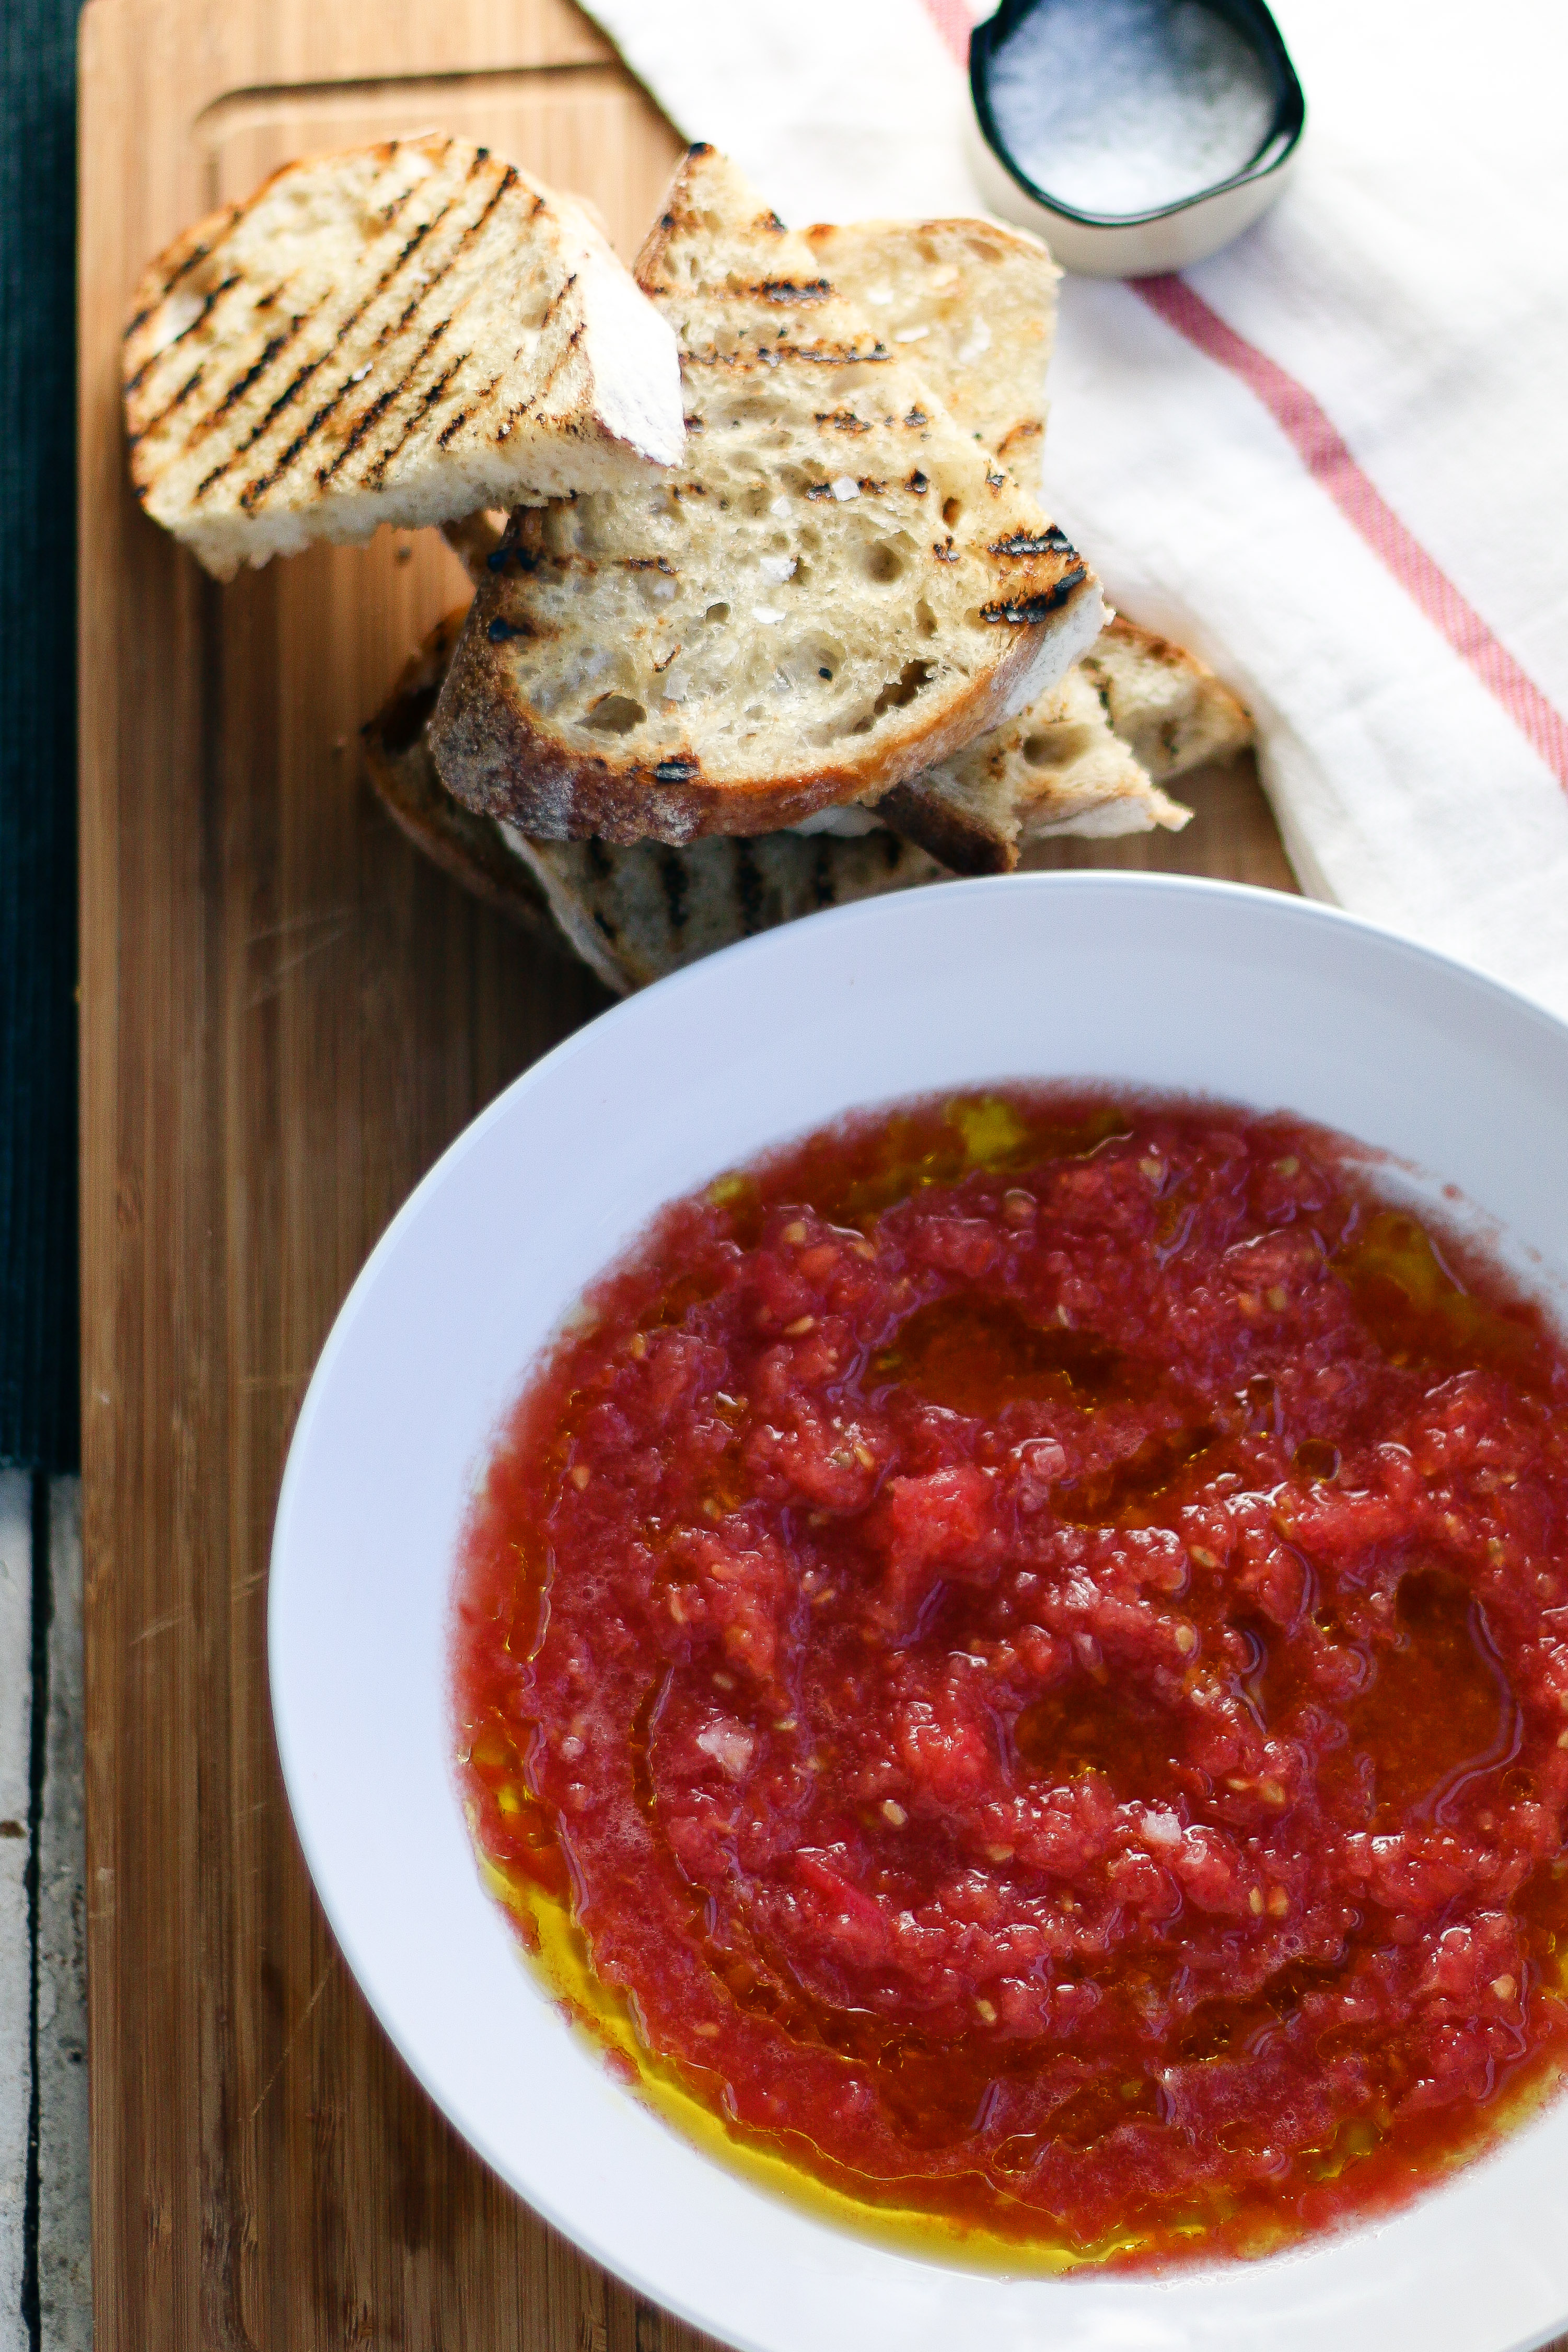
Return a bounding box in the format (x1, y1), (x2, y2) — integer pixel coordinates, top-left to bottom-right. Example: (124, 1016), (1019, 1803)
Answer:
(919, 0), (979, 69)
(917, 0), (1568, 793)
(1134, 274), (1568, 793)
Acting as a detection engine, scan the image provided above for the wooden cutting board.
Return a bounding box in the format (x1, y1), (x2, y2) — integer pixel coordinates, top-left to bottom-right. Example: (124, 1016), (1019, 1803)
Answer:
(76, 4), (1295, 2344)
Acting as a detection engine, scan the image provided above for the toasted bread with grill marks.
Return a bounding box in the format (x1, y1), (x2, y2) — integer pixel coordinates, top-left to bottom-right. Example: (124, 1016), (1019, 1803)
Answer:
(803, 216), (1058, 483)
(505, 826), (940, 994)
(123, 135), (683, 580)
(426, 146), (1105, 845)
(877, 622), (1253, 873)
(1079, 617), (1253, 778)
(803, 236), (1248, 874)
(879, 658), (1189, 873)
(364, 612), (938, 992)
(429, 517), (1206, 876)
(430, 516), (1195, 875)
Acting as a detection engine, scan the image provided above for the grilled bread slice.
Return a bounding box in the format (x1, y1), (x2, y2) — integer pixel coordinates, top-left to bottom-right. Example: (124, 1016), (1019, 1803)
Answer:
(803, 217), (1058, 484)
(364, 613), (937, 992)
(506, 829), (940, 994)
(797, 233), (1246, 875)
(880, 623), (1250, 874)
(427, 517), (1203, 872)
(367, 607), (1219, 993)
(123, 135), (683, 581)
(878, 655), (1189, 874)
(427, 146), (1106, 844)
(1080, 617), (1253, 779)
(423, 277), (1209, 881)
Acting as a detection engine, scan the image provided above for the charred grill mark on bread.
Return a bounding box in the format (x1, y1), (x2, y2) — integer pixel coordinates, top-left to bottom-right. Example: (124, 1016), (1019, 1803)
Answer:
(494, 303), (583, 438)
(188, 196), (468, 498)
(980, 569), (1088, 624)
(436, 371), (503, 449)
(658, 848), (690, 931)
(681, 340), (892, 370)
(125, 366), (206, 461)
(371, 158), (431, 233)
(306, 322), (454, 492)
(122, 274), (241, 399)
(990, 526), (1076, 558)
(184, 331), (299, 466)
(244, 162), (520, 505)
(359, 354), (467, 491)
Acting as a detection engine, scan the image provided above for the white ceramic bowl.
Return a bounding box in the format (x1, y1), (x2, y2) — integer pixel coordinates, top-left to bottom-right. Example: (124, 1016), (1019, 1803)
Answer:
(271, 874), (1568, 2352)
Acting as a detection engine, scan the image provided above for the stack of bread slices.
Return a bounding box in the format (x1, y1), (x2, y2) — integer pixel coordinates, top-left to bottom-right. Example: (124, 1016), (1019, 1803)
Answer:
(124, 136), (1251, 992)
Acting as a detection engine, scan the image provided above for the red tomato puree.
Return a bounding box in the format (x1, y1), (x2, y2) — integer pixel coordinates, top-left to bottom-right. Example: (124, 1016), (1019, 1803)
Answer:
(453, 1092), (1568, 2267)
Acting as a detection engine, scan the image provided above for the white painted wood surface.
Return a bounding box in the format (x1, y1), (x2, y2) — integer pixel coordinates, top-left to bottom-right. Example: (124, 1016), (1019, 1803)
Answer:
(0, 1474), (31, 2348)
(38, 1487), (89, 2350)
(0, 1476), (90, 2352)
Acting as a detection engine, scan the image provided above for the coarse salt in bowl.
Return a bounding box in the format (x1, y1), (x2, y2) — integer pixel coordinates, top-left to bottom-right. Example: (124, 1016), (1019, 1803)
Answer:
(968, 0), (1306, 276)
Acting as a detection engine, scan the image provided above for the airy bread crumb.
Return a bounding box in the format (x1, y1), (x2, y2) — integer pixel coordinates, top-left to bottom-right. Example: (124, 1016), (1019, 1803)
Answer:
(804, 216), (1059, 484)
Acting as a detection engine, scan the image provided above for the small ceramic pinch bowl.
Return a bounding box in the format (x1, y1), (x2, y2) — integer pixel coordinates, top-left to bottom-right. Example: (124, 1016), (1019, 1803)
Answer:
(272, 874), (1568, 2352)
(968, 0), (1306, 275)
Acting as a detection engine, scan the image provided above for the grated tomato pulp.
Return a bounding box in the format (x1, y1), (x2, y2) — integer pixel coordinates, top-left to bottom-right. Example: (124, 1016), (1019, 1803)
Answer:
(454, 1091), (1568, 2268)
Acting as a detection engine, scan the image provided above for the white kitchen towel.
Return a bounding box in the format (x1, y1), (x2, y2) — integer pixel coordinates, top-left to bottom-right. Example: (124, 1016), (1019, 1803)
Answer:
(583, 0), (1568, 1018)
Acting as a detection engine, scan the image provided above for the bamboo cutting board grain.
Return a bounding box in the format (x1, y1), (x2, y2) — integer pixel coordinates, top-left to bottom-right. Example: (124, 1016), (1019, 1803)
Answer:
(77, 4), (1295, 2343)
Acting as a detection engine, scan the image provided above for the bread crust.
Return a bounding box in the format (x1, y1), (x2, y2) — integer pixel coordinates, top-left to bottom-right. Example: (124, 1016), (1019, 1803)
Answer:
(361, 609), (562, 939)
(431, 563), (1104, 843)
(874, 776), (1016, 876)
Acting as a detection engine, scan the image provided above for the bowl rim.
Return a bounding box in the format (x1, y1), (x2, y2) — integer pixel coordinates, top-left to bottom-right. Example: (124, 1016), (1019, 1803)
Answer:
(269, 869), (1568, 2352)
